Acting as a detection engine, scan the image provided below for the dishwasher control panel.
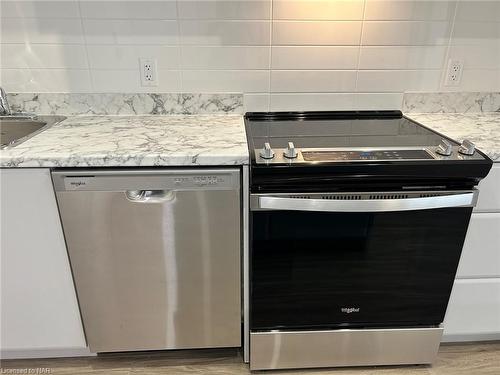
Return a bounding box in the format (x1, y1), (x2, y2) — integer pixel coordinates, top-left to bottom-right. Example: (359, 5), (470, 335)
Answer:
(178, 175), (222, 187)
(52, 169), (239, 192)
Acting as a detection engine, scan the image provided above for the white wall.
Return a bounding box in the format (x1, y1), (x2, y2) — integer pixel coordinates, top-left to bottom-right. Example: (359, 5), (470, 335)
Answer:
(0, 0), (499, 111)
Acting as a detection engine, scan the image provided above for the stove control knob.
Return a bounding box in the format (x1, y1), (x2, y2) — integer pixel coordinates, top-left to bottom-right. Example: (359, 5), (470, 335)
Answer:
(458, 139), (476, 156)
(283, 142), (298, 159)
(259, 142), (275, 159)
(436, 139), (453, 156)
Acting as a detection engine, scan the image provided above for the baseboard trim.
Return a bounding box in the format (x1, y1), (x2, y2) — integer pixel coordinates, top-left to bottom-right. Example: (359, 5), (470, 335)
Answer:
(442, 332), (500, 343)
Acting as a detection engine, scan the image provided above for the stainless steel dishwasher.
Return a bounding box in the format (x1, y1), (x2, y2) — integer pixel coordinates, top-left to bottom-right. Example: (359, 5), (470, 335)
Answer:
(52, 169), (241, 353)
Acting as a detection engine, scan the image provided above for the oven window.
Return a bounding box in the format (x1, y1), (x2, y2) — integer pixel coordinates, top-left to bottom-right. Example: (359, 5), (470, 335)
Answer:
(251, 207), (472, 331)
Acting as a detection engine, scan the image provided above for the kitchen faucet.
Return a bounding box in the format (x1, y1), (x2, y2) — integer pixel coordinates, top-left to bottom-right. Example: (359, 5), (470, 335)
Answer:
(0, 87), (12, 116)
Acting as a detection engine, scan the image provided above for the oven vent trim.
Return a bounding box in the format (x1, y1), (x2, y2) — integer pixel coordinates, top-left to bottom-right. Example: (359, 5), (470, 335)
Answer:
(285, 193), (446, 201)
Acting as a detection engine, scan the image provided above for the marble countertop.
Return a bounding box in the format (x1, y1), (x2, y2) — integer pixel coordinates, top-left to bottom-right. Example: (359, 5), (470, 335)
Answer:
(1, 111), (498, 168)
(0, 115), (249, 167)
(406, 112), (500, 162)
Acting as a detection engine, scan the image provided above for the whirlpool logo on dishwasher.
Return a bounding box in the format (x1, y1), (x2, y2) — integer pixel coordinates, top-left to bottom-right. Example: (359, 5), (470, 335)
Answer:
(70, 180), (86, 187)
(64, 177), (94, 190)
(341, 307), (360, 314)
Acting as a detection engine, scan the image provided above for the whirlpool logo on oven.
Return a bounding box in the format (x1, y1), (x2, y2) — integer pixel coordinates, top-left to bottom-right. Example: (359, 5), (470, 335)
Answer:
(341, 307), (360, 314)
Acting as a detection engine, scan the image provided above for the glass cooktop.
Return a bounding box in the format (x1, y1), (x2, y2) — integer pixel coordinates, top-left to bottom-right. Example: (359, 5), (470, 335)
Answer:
(245, 111), (450, 151)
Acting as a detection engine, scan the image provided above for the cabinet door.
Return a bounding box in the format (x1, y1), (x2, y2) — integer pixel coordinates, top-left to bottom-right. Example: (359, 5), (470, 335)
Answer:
(457, 213), (500, 278)
(475, 164), (500, 212)
(443, 279), (500, 341)
(0, 169), (87, 357)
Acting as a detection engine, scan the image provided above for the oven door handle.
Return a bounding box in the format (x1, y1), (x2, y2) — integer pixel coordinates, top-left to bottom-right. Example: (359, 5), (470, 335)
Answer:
(254, 192), (477, 212)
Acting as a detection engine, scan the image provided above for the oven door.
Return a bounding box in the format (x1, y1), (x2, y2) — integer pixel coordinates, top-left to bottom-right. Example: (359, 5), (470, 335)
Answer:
(250, 190), (477, 331)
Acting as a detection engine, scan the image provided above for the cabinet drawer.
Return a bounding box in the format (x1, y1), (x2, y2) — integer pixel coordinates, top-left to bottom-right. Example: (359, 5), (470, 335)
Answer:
(443, 279), (500, 339)
(457, 213), (500, 278)
(475, 164), (500, 212)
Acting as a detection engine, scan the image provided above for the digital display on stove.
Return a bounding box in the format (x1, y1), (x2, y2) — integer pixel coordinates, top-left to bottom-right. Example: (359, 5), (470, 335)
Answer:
(302, 149), (435, 161)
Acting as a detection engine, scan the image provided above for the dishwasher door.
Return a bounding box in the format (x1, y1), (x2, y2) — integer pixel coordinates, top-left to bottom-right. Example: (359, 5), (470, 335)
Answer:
(52, 169), (241, 353)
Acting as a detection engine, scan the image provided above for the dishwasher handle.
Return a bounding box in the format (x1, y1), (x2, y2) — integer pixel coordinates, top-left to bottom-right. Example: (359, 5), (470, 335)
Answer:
(125, 190), (175, 203)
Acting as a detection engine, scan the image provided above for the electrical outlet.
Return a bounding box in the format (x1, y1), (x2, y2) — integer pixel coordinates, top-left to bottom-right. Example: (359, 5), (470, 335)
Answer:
(445, 59), (463, 87)
(139, 58), (158, 87)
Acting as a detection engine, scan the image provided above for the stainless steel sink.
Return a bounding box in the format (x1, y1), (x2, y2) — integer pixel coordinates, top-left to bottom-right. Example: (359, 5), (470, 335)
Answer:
(0, 115), (66, 148)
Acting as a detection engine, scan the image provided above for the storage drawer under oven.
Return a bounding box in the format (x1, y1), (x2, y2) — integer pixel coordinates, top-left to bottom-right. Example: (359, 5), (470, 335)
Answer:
(250, 190), (477, 331)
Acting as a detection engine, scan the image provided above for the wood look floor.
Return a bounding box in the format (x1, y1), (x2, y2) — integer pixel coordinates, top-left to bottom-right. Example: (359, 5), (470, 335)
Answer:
(1, 342), (499, 375)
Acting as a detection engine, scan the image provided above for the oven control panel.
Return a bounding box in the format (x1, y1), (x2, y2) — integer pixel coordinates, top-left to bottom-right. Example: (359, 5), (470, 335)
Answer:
(255, 143), (485, 164)
(301, 149), (434, 161)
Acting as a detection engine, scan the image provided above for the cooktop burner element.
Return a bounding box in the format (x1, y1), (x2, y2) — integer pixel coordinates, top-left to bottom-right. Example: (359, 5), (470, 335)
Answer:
(244, 111), (492, 193)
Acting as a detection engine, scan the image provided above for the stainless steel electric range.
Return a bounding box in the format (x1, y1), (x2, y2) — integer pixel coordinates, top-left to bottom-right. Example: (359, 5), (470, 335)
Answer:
(244, 111), (492, 371)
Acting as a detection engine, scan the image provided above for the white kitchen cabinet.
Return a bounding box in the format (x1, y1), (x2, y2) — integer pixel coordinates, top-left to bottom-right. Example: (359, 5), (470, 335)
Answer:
(443, 279), (500, 341)
(0, 168), (89, 359)
(443, 164), (500, 342)
(475, 164), (500, 212)
(457, 213), (500, 278)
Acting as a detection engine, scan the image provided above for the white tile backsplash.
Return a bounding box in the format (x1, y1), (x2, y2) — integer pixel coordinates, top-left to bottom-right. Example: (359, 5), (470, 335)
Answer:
(181, 46), (270, 69)
(358, 46), (447, 70)
(273, 0), (364, 20)
(353, 93), (405, 110)
(271, 46), (359, 69)
(450, 21), (500, 46)
(273, 21), (362, 45)
(0, 69), (92, 92)
(1, 44), (88, 69)
(364, 1), (454, 21)
(91, 70), (182, 93)
(0, 18), (85, 44)
(87, 45), (181, 70)
(244, 93), (270, 112)
(448, 69), (500, 92)
(448, 45), (500, 70)
(1, 0), (498, 105)
(181, 70), (270, 93)
(0, 0), (80, 18)
(271, 70), (357, 92)
(178, 1), (271, 20)
(357, 70), (442, 92)
(455, 1), (500, 23)
(362, 21), (451, 45)
(83, 20), (179, 45)
(179, 21), (270, 45)
(270, 93), (356, 111)
(79, 1), (178, 20)
(446, 4), (500, 93)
